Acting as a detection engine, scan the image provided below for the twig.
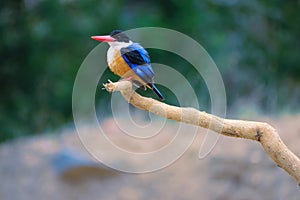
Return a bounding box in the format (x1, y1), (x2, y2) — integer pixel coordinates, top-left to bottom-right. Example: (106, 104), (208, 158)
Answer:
(103, 80), (300, 185)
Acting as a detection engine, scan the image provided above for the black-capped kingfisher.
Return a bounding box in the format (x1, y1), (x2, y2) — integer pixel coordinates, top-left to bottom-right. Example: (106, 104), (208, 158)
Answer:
(91, 30), (165, 101)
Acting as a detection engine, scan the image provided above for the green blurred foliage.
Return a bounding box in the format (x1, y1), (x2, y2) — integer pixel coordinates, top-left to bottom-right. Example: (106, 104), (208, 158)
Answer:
(0, 0), (299, 142)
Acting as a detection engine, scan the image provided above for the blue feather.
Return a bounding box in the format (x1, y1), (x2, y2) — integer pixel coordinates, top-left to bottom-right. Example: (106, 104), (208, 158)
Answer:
(121, 43), (154, 84)
(120, 43), (165, 100)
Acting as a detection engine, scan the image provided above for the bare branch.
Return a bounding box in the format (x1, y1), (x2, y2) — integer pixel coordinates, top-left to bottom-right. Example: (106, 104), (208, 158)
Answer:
(103, 80), (300, 185)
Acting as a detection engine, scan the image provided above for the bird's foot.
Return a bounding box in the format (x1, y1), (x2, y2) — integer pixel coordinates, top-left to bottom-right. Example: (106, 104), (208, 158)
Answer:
(122, 76), (134, 81)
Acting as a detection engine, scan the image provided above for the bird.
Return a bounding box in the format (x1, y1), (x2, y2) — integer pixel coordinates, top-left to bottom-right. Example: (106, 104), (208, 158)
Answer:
(91, 30), (165, 100)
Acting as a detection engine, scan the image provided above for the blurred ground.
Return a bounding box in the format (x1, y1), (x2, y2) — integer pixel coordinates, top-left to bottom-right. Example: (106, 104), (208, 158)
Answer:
(1, 116), (300, 200)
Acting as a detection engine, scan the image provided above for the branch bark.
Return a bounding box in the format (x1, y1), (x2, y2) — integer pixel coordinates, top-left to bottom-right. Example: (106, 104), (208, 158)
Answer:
(103, 80), (300, 185)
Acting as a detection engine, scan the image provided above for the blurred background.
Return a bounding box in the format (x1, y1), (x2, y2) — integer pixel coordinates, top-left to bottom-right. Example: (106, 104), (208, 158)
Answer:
(1, 0), (300, 142)
(1, 0), (300, 199)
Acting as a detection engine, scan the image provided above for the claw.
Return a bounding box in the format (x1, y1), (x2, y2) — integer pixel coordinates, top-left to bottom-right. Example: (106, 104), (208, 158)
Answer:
(122, 76), (134, 81)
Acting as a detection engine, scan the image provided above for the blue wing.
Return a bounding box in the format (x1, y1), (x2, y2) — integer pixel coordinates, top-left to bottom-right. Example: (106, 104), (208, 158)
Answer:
(120, 43), (154, 84)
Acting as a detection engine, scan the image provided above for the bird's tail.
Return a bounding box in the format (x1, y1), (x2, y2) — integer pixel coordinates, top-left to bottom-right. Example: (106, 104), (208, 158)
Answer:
(148, 84), (165, 101)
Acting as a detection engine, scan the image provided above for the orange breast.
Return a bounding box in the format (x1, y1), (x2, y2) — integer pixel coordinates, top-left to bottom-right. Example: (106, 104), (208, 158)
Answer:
(109, 50), (132, 77)
(108, 50), (146, 85)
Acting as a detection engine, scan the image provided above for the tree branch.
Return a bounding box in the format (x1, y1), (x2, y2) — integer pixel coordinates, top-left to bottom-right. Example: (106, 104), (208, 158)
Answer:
(103, 80), (300, 185)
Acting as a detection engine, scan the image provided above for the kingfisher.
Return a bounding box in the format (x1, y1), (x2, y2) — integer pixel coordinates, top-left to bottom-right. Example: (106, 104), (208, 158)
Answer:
(91, 30), (165, 100)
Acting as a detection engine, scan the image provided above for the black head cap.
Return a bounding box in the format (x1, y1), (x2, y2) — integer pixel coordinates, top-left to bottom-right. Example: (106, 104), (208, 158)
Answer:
(110, 30), (130, 43)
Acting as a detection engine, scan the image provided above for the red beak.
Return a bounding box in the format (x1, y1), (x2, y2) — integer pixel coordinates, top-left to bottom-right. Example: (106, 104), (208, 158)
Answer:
(91, 35), (116, 42)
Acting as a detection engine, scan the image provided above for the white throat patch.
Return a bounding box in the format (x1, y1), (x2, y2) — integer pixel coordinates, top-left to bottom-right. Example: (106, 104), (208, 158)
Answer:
(107, 41), (133, 65)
